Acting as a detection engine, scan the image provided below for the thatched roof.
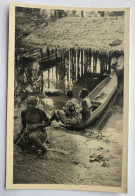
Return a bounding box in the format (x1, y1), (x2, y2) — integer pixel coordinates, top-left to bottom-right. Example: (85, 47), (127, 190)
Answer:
(24, 16), (124, 53)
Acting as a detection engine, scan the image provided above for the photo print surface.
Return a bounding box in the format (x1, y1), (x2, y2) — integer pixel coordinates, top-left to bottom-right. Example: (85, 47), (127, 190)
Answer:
(6, 2), (129, 193)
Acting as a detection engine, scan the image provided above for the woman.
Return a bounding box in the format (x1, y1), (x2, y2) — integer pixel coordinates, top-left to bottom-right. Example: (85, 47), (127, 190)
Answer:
(14, 96), (51, 157)
(79, 88), (93, 120)
(50, 90), (81, 128)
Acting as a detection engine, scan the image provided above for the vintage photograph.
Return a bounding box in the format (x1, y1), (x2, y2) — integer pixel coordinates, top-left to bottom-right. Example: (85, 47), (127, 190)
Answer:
(6, 2), (129, 192)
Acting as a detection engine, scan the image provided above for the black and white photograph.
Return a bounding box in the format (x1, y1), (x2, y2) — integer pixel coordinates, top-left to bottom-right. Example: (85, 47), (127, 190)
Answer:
(6, 2), (129, 193)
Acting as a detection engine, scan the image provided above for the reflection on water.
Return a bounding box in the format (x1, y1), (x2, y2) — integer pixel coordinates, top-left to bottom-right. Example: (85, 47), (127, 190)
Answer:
(43, 63), (104, 99)
(15, 49), (110, 101)
(42, 50), (110, 97)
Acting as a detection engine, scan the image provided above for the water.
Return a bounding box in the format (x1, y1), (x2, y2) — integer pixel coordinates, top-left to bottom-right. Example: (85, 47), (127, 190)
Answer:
(15, 71), (105, 114)
(15, 49), (110, 99)
(14, 51), (123, 131)
(41, 49), (110, 98)
(42, 61), (105, 99)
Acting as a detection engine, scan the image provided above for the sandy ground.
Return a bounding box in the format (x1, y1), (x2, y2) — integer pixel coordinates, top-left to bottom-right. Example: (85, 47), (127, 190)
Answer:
(13, 100), (123, 186)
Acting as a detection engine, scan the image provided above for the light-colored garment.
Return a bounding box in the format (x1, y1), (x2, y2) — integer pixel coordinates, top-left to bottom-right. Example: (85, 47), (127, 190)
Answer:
(64, 98), (80, 117)
(57, 110), (81, 128)
(56, 98), (81, 128)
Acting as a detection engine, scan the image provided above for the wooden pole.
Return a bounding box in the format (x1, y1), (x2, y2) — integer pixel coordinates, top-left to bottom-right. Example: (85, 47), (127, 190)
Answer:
(68, 50), (71, 83)
(95, 52), (97, 73)
(78, 49), (80, 77)
(84, 49), (87, 74)
(83, 50), (85, 75)
(41, 72), (43, 93)
(63, 50), (65, 65)
(47, 47), (50, 61)
(56, 62), (58, 85)
(61, 50), (63, 64)
(63, 50), (65, 80)
(70, 48), (73, 83)
(102, 53), (105, 71)
(40, 48), (43, 70)
(73, 48), (76, 81)
(81, 48), (83, 76)
(75, 49), (78, 81)
(55, 48), (57, 59)
(108, 52), (111, 73)
(89, 49), (92, 72)
(72, 48), (75, 81)
(70, 48), (72, 71)
(48, 68), (50, 88)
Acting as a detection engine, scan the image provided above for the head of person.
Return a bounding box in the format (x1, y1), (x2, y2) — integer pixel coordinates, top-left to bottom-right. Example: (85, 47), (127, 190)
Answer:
(79, 88), (89, 99)
(27, 96), (37, 111)
(66, 90), (73, 99)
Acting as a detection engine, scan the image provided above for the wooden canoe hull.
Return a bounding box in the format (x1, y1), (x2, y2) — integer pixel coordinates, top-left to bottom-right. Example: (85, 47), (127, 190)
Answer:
(75, 69), (118, 129)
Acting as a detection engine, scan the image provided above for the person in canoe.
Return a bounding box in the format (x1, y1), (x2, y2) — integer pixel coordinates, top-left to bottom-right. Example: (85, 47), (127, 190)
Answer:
(14, 96), (51, 157)
(79, 88), (93, 120)
(50, 90), (81, 128)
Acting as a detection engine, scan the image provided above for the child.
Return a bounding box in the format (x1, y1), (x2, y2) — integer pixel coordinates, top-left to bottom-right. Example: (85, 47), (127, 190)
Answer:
(79, 88), (93, 120)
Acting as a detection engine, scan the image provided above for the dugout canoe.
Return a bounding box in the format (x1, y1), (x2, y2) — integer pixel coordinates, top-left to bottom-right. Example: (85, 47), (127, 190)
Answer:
(75, 69), (118, 129)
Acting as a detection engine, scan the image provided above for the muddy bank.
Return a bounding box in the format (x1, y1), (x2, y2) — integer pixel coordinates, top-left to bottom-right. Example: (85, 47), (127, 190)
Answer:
(13, 98), (123, 186)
